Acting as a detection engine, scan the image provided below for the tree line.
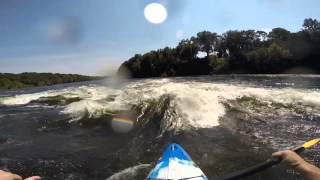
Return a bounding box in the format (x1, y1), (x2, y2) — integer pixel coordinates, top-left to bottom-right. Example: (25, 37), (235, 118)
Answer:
(0, 73), (102, 90)
(118, 18), (320, 77)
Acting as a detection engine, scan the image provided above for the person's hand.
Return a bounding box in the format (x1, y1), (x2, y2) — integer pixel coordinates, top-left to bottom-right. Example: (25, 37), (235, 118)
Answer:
(272, 150), (307, 170)
(273, 150), (320, 180)
(0, 170), (22, 180)
(24, 176), (41, 180)
(0, 170), (41, 180)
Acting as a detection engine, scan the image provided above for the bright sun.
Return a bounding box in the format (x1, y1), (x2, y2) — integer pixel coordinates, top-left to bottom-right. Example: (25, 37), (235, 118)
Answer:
(144, 3), (167, 24)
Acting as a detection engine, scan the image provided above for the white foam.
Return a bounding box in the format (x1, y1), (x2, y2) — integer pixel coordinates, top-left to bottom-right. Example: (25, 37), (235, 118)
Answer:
(0, 91), (59, 105)
(150, 82), (225, 129)
(0, 85), (117, 106)
(106, 164), (150, 180)
(1, 79), (320, 131)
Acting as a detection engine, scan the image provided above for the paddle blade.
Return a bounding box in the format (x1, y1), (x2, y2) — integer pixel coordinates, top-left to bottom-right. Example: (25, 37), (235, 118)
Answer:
(302, 138), (320, 149)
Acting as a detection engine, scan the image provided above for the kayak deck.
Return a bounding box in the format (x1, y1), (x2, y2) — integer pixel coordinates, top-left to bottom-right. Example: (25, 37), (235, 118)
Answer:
(147, 143), (208, 180)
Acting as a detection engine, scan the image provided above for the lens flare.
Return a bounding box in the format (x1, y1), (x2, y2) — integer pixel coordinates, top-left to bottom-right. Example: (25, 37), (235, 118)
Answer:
(111, 116), (134, 133)
(144, 3), (167, 24)
(176, 30), (184, 39)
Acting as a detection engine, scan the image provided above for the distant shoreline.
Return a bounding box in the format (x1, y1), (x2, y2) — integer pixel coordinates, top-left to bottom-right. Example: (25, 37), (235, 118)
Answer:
(0, 72), (104, 90)
(118, 18), (320, 78)
(121, 73), (320, 79)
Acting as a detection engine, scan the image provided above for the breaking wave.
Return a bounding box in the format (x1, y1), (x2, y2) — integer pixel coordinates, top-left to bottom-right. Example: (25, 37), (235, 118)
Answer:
(1, 78), (320, 133)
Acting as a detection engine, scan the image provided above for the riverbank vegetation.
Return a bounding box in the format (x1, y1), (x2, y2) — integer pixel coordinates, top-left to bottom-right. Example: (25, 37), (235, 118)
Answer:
(0, 73), (102, 90)
(119, 18), (320, 77)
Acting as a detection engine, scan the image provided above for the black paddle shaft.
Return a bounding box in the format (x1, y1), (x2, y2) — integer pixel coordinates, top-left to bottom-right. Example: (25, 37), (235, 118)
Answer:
(221, 147), (305, 180)
(221, 157), (282, 180)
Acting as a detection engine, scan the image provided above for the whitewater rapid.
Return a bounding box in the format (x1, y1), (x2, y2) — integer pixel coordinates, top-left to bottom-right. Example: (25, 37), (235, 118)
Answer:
(1, 78), (320, 132)
(0, 79), (320, 131)
(1, 76), (320, 180)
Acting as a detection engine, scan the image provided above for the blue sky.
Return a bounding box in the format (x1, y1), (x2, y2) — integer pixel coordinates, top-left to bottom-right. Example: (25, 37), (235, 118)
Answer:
(1, 0), (320, 75)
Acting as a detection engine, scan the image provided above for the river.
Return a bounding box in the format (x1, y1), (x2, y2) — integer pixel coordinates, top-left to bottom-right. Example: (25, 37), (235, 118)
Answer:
(0, 75), (320, 180)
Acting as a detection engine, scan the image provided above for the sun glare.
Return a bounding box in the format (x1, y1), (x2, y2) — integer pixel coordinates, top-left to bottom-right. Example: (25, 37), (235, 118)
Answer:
(144, 3), (167, 24)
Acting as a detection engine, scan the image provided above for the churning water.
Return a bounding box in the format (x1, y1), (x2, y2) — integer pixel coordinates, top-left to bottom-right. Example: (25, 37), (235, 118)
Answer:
(0, 75), (320, 179)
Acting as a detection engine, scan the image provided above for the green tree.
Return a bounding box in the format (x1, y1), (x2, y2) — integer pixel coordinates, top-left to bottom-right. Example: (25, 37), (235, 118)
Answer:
(176, 39), (199, 62)
(193, 31), (218, 58)
(303, 18), (320, 33)
(268, 28), (291, 42)
(223, 30), (244, 54)
(256, 31), (268, 42)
